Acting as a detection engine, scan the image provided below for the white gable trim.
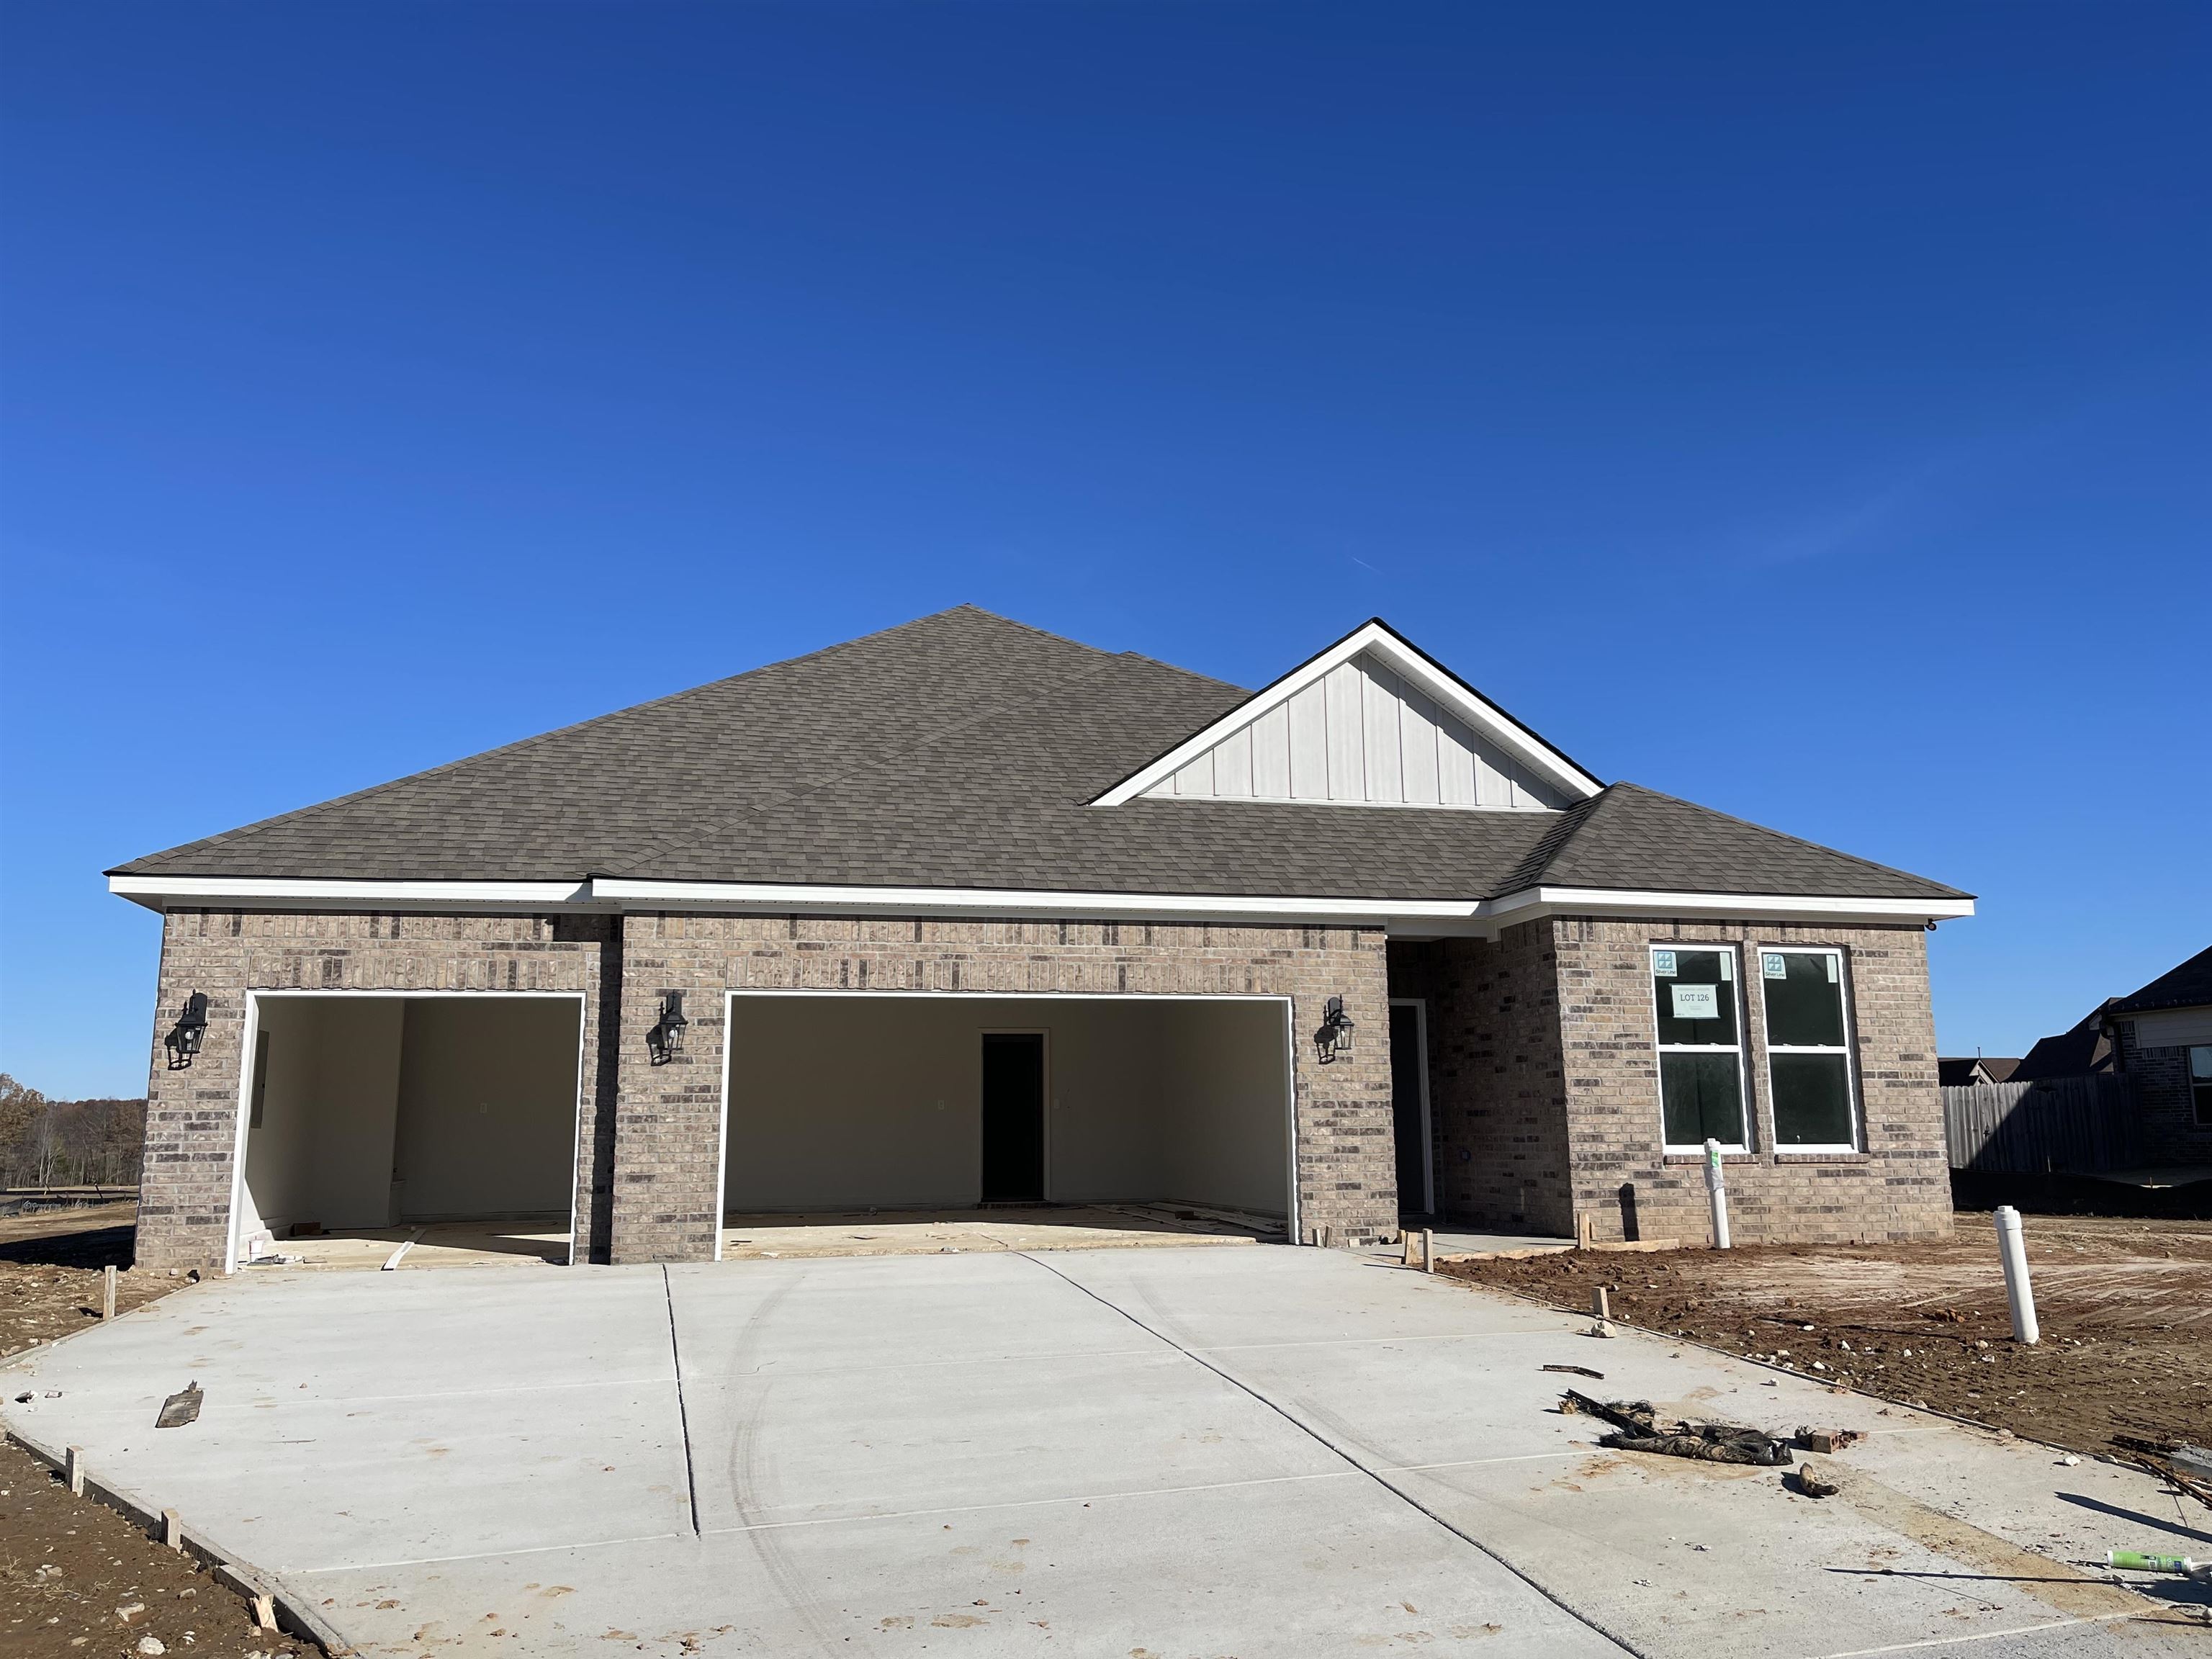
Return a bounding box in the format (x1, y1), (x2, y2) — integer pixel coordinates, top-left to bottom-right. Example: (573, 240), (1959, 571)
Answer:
(1092, 620), (1602, 806)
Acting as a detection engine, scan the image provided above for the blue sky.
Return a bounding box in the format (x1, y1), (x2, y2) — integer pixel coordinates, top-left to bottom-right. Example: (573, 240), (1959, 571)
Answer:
(2, 3), (2205, 1098)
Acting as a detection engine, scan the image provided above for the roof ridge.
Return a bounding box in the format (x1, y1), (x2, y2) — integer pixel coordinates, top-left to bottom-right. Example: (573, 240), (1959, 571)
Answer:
(603, 648), (1146, 876)
(1498, 788), (1613, 891)
(107, 606), (1017, 877)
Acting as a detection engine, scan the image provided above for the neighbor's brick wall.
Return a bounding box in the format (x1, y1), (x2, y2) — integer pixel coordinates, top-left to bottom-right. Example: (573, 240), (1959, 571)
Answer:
(1388, 930), (1575, 1234)
(611, 912), (1398, 1263)
(1555, 917), (1952, 1245)
(136, 909), (616, 1271)
(2112, 1022), (2212, 1166)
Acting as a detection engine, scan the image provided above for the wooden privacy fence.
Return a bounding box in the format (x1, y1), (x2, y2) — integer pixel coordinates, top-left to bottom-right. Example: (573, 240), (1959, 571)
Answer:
(1941, 1075), (2143, 1174)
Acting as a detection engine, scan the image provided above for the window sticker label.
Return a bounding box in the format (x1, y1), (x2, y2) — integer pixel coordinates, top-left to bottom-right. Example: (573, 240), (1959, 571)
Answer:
(1763, 953), (1786, 979)
(1717, 953), (1732, 981)
(1671, 983), (1719, 1020)
(1653, 950), (1677, 978)
(1825, 955), (1840, 983)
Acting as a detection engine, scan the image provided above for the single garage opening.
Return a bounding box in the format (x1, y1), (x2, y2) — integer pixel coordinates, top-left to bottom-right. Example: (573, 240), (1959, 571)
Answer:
(231, 992), (584, 1270)
(719, 993), (1293, 1256)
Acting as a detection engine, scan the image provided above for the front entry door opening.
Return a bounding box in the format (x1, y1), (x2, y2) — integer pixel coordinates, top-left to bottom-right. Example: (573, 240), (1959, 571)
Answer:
(1389, 998), (1434, 1218)
(981, 1033), (1046, 1202)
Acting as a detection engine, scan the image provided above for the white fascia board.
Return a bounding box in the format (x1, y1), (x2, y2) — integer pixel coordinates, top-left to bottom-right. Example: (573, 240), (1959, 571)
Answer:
(1091, 620), (1604, 806)
(590, 876), (1480, 926)
(1485, 886), (1977, 925)
(107, 875), (597, 912)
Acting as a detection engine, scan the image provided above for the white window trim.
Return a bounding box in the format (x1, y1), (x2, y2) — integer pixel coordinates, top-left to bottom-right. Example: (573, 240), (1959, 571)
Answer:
(1756, 945), (1862, 1155)
(2188, 1044), (2212, 1129)
(1650, 943), (1751, 1156)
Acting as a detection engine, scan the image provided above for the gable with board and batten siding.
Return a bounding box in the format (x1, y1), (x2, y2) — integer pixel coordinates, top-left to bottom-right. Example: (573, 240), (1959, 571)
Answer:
(1094, 619), (1601, 812)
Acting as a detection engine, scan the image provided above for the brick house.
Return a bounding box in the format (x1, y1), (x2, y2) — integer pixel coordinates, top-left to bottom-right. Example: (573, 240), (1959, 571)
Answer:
(2103, 946), (2212, 1166)
(109, 608), (1973, 1271)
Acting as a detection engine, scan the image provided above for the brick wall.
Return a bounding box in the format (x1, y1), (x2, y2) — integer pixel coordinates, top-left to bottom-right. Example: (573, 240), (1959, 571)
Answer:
(1555, 917), (1951, 1245)
(1388, 929), (1574, 1234)
(135, 910), (616, 1271)
(2112, 1022), (2212, 1166)
(611, 912), (1398, 1262)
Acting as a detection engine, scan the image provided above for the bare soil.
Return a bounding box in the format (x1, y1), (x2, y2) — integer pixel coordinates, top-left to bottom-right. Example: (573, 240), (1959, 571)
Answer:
(1443, 1213), (2212, 1462)
(1, 1204), (313, 1658)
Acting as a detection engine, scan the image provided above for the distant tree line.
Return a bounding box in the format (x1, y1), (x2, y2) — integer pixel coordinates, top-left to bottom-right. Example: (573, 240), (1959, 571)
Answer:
(0, 1074), (146, 1191)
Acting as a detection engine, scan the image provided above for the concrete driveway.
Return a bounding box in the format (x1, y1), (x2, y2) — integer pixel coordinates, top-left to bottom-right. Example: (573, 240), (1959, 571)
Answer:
(4, 1246), (2204, 1657)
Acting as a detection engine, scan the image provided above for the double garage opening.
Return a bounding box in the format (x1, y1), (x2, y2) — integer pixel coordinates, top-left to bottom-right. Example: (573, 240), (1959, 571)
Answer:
(223, 989), (1296, 1271)
(720, 993), (1296, 1250)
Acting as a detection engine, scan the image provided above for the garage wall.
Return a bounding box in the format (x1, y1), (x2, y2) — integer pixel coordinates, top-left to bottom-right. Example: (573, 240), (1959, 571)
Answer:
(241, 997), (404, 1233)
(723, 997), (984, 1210)
(393, 998), (583, 1220)
(1157, 1002), (1290, 1217)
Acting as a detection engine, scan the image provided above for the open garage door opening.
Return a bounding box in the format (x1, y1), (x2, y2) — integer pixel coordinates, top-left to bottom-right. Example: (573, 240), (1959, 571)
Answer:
(719, 994), (1293, 1259)
(230, 992), (585, 1272)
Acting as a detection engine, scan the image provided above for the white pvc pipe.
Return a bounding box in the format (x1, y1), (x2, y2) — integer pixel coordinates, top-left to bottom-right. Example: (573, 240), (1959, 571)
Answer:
(1994, 1205), (2039, 1344)
(1704, 1138), (1732, 1250)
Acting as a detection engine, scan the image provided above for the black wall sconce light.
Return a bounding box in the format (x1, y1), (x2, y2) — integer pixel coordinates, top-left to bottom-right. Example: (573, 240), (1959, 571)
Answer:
(1313, 994), (1355, 1066)
(164, 992), (210, 1070)
(646, 992), (689, 1066)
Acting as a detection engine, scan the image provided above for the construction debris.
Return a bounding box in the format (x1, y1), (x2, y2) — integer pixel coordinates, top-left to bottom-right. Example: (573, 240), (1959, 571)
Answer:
(1557, 1391), (1792, 1465)
(1795, 1426), (1863, 1455)
(1542, 1364), (1606, 1380)
(1788, 1462), (1840, 1498)
(154, 1381), (203, 1430)
(2105, 1550), (2211, 1586)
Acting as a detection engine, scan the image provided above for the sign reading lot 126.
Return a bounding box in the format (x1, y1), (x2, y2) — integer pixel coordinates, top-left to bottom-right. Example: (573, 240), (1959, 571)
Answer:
(1671, 983), (1720, 1020)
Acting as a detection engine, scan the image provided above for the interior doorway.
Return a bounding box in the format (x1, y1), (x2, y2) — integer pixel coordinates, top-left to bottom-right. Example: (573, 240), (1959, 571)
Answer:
(980, 1032), (1046, 1202)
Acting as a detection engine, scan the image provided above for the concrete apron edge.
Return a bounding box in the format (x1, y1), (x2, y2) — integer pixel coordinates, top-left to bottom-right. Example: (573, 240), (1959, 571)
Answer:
(3, 1421), (356, 1657)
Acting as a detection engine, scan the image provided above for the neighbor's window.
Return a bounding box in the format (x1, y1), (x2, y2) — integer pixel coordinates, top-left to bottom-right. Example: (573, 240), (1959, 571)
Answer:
(1651, 945), (1747, 1151)
(1760, 948), (1858, 1150)
(2192, 1046), (2212, 1128)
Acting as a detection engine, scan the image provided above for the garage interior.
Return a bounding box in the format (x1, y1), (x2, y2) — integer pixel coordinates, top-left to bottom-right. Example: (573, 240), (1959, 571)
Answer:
(235, 993), (583, 1268)
(720, 994), (1292, 1256)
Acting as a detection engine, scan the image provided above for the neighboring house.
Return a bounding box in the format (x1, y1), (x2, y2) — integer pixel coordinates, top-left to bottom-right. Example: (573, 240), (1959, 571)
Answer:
(2011, 1001), (2118, 1082)
(109, 608), (1974, 1272)
(2104, 946), (2212, 1163)
(1938, 1056), (2020, 1087)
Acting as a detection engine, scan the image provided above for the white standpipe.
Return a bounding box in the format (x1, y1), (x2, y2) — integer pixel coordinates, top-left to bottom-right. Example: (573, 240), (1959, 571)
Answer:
(1704, 1138), (1732, 1250)
(1994, 1205), (2039, 1344)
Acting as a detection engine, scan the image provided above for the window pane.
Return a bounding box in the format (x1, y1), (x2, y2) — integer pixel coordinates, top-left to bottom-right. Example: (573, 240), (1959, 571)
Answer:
(1654, 950), (1737, 1046)
(1763, 952), (1845, 1047)
(1662, 1052), (1745, 1146)
(2190, 1046), (2212, 1083)
(1772, 1053), (1853, 1146)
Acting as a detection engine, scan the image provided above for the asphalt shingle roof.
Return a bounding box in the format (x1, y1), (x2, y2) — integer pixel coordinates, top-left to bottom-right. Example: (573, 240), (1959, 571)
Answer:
(114, 606), (1969, 905)
(2108, 946), (2212, 1017)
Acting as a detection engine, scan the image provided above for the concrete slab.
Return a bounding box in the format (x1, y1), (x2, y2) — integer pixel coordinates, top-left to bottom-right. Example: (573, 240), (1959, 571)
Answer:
(247, 1217), (570, 1270)
(718, 1202), (1271, 1260)
(4, 1244), (2203, 1657)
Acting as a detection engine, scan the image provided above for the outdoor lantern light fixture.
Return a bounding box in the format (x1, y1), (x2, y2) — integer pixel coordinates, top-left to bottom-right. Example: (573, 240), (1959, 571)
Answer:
(646, 992), (688, 1066)
(164, 992), (210, 1070)
(1313, 995), (1355, 1065)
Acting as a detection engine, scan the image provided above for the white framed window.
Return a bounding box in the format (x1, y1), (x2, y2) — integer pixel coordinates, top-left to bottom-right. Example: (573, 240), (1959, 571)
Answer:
(1650, 944), (1749, 1152)
(2190, 1046), (2212, 1129)
(1758, 946), (1860, 1152)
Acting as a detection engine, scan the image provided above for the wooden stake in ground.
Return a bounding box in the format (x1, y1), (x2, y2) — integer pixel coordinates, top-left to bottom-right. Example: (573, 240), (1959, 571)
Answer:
(102, 1265), (117, 1321)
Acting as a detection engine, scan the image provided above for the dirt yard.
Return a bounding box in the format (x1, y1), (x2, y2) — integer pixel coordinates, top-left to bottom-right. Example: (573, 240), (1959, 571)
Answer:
(1444, 1213), (2212, 1465)
(1, 1201), (314, 1659)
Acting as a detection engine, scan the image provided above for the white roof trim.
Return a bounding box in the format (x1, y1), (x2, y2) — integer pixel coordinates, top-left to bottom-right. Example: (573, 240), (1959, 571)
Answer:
(107, 875), (596, 912)
(109, 872), (1972, 930)
(1092, 620), (1604, 806)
